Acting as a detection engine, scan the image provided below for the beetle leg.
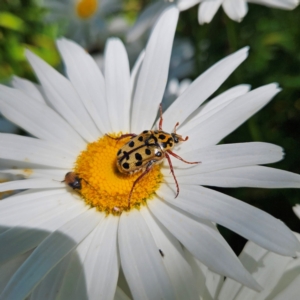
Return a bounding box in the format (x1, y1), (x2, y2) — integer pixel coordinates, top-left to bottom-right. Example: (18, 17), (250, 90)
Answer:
(167, 150), (201, 164)
(128, 161), (154, 208)
(106, 133), (137, 140)
(159, 103), (163, 130)
(165, 152), (179, 198)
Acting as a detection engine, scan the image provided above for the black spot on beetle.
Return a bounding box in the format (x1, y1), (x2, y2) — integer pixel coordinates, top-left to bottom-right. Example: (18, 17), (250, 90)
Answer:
(129, 141), (135, 147)
(135, 161), (143, 167)
(123, 151), (130, 160)
(143, 130), (149, 134)
(123, 162), (130, 169)
(145, 149), (151, 155)
(117, 149), (122, 156)
(158, 134), (166, 140)
(169, 142), (173, 147)
(135, 153), (142, 161)
(138, 136), (143, 142)
(161, 142), (167, 148)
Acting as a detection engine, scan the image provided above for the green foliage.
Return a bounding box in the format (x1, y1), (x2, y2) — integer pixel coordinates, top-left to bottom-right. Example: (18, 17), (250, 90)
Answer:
(0, 0), (60, 82)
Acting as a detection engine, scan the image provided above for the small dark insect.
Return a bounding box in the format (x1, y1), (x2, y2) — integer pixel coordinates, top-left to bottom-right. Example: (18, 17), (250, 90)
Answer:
(159, 249), (164, 257)
(62, 172), (82, 190)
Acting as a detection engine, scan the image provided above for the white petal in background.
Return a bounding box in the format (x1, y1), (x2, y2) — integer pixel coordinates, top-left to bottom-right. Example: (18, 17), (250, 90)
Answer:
(126, 2), (170, 43)
(131, 6), (179, 132)
(198, 0), (223, 24)
(223, 0), (248, 22)
(248, 0), (300, 10)
(217, 237), (300, 300)
(118, 210), (175, 300)
(56, 38), (110, 134)
(177, 0), (202, 11)
(105, 38), (131, 133)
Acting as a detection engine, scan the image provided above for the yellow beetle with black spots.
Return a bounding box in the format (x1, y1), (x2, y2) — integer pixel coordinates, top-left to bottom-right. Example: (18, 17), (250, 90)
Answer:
(109, 104), (200, 208)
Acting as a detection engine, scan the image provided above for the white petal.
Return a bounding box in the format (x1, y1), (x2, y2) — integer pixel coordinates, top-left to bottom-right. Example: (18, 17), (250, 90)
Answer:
(56, 229), (98, 300)
(173, 166), (300, 188)
(0, 178), (63, 192)
(0, 168), (69, 180)
(56, 38), (110, 134)
(30, 253), (72, 300)
(105, 38), (131, 132)
(130, 50), (145, 101)
(11, 76), (45, 104)
(223, 0), (248, 22)
(218, 241), (292, 300)
(0, 208), (101, 300)
(198, 0), (222, 24)
(0, 133), (75, 169)
(114, 287), (131, 300)
(126, 2), (170, 43)
(0, 197), (86, 264)
(157, 184), (300, 257)
(0, 251), (32, 294)
(131, 6), (179, 132)
(180, 83), (281, 150)
(118, 209), (175, 299)
(148, 199), (261, 291)
(293, 205), (300, 219)
(140, 206), (198, 300)
(248, 0), (299, 10)
(182, 84), (251, 132)
(177, 0), (201, 11)
(163, 142), (283, 170)
(0, 85), (85, 152)
(162, 47), (249, 132)
(25, 50), (99, 142)
(84, 215), (119, 300)
(184, 249), (223, 299)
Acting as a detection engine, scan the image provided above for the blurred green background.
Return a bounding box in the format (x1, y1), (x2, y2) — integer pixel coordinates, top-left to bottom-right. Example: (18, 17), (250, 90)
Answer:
(1, 0), (300, 255)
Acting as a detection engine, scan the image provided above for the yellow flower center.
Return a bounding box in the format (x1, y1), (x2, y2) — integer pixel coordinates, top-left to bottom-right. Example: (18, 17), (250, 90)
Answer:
(76, 0), (98, 19)
(74, 134), (162, 215)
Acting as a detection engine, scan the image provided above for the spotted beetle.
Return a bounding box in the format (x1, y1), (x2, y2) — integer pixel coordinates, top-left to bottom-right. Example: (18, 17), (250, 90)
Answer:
(109, 104), (200, 208)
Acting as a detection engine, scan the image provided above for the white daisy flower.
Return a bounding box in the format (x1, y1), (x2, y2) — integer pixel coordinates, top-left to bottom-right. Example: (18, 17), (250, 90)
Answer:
(127, 0), (299, 41)
(187, 233), (300, 300)
(191, 0), (300, 24)
(0, 6), (300, 299)
(41, 0), (121, 48)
